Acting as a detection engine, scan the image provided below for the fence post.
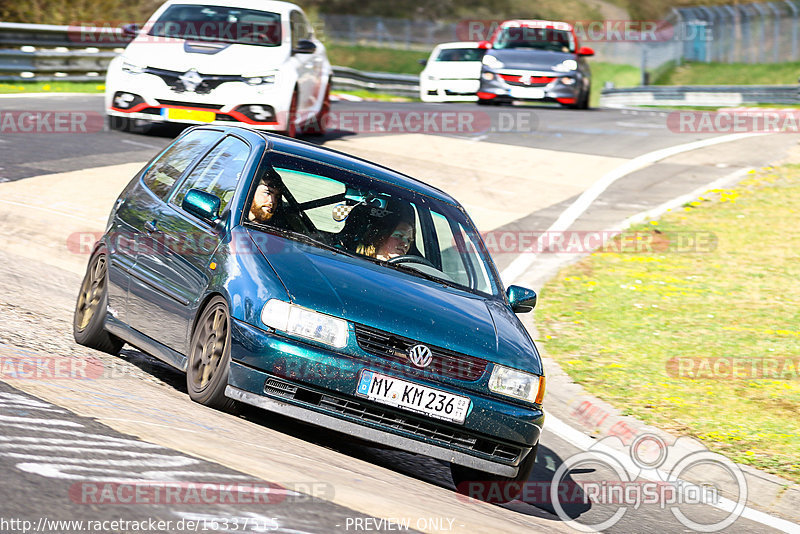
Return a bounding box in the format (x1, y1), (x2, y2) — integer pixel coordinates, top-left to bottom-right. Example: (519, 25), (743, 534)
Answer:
(752, 3), (768, 63)
(766, 2), (781, 63)
(641, 46), (648, 86)
(786, 0), (799, 60)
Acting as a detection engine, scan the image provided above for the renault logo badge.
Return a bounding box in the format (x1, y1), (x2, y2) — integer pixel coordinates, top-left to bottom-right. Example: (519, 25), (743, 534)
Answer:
(408, 344), (433, 368)
(179, 69), (203, 92)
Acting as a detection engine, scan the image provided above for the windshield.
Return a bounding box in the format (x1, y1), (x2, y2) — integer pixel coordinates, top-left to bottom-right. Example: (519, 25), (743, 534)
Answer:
(148, 5), (282, 46)
(244, 152), (500, 296)
(434, 48), (484, 62)
(493, 27), (575, 53)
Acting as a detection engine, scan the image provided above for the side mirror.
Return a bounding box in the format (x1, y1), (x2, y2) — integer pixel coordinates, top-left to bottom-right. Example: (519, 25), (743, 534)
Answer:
(121, 23), (140, 37)
(578, 46), (595, 57)
(507, 285), (537, 313)
(182, 189), (221, 223)
(293, 39), (316, 54)
(478, 40), (493, 50)
(418, 58), (427, 66)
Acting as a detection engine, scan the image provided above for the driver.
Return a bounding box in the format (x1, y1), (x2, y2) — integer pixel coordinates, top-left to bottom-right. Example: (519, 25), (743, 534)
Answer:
(248, 172), (286, 226)
(356, 202), (416, 261)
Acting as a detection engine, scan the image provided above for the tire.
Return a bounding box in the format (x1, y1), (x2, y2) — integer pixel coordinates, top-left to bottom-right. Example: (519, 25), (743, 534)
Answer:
(580, 87), (591, 110)
(282, 89), (299, 138)
(303, 79), (331, 136)
(108, 115), (132, 132)
(73, 252), (124, 355)
(186, 296), (236, 411)
(451, 443), (538, 503)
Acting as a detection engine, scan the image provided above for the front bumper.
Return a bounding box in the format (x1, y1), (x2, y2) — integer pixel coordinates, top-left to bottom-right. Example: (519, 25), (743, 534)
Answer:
(227, 318), (544, 476)
(105, 68), (294, 130)
(420, 78), (480, 102)
(478, 70), (581, 105)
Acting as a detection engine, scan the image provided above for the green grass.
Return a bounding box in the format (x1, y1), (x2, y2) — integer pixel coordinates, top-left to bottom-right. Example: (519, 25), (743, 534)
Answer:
(537, 166), (800, 482)
(590, 62), (641, 107)
(326, 44), (428, 75)
(656, 61), (800, 86)
(0, 82), (105, 94)
(332, 89), (413, 102)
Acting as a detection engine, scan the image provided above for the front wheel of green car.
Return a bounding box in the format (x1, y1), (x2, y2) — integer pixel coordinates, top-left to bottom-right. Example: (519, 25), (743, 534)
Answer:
(73, 251), (124, 355)
(186, 296), (236, 411)
(450, 443), (538, 503)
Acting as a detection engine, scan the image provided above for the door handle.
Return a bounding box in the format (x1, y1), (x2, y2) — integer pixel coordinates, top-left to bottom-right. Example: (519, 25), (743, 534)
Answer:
(144, 220), (161, 234)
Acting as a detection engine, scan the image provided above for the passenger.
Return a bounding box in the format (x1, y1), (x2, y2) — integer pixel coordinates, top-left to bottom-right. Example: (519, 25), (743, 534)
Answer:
(356, 203), (416, 261)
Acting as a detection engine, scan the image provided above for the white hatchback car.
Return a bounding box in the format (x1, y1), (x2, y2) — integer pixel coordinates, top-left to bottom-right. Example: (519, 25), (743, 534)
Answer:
(105, 0), (332, 136)
(419, 42), (484, 103)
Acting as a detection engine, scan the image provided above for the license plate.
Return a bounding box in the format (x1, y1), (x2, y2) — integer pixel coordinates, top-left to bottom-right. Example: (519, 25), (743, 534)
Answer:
(509, 87), (545, 100)
(356, 370), (471, 424)
(163, 108), (216, 122)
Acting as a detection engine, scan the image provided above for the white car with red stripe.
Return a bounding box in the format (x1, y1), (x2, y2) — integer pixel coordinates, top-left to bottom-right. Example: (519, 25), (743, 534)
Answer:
(105, 0), (332, 136)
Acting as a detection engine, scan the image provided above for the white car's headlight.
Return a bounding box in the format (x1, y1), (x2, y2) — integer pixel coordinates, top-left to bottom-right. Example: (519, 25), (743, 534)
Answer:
(488, 365), (545, 404)
(122, 61), (145, 75)
(553, 59), (578, 72)
(243, 74), (276, 86)
(261, 299), (349, 348)
(481, 55), (504, 70)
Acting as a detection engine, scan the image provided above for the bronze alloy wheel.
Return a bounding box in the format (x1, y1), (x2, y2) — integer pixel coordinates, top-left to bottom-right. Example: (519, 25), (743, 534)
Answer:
(187, 296), (235, 410)
(76, 255), (107, 331)
(73, 251), (123, 355)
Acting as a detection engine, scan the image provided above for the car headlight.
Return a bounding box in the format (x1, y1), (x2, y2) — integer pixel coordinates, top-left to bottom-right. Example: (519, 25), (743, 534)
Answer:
(261, 299), (349, 348)
(482, 71), (495, 81)
(481, 55), (504, 70)
(553, 59), (578, 72)
(243, 74), (276, 86)
(560, 76), (576, 85)
(122, 61), (145, 75)
(488, 365), (546, 404)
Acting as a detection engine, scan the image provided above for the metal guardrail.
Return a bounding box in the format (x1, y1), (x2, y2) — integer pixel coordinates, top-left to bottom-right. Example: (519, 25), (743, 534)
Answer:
(600, 84), (800, 107)
(0, 22), (420, 95)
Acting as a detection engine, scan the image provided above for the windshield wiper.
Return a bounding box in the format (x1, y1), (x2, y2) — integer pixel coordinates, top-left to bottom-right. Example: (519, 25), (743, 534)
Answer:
(382, 262), (464, 290)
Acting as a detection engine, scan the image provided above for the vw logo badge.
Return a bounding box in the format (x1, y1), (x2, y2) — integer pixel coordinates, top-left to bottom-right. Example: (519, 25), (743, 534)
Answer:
(408, 344), (433, 368)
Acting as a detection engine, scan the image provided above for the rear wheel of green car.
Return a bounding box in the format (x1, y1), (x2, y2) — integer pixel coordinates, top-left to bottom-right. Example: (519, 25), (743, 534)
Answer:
(73, 251), (124, 355)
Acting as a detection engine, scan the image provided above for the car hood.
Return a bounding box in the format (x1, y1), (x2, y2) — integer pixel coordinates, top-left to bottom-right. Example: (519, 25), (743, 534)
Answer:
(250, 230), (541, 373)
(124, 37), (290, 75)
(423, 61), (483, 79)
(488, 49), (574, 71)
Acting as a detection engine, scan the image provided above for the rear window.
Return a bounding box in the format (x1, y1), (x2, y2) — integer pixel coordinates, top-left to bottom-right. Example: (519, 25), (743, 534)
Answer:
(148, 5), (282, 46)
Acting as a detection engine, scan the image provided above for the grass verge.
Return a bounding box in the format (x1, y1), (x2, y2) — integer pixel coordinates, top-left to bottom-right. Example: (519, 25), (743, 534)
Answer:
(655, 60), (800, 86)
(537, 165), (800, 482)
(0, 82), (105, 94)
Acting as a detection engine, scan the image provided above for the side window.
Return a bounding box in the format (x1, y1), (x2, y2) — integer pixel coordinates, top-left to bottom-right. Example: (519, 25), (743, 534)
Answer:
(142, 130), (222, 199)
(171, 136), (251, 214)
(431, 211), (492, 293)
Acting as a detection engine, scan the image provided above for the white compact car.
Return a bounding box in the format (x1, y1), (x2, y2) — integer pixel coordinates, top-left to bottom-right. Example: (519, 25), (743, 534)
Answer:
(419, 42), (484, 103)
(105, 0), (332, 136)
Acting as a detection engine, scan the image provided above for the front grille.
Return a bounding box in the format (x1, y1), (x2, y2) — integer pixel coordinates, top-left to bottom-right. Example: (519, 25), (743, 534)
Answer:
(263, 377), (521, 463)
(145, 67), (241, 95)
(354, 324), (488, 382)
(499, 74), (556, 86)
(156, 99), (224, 110)
(444, 90), (476, 96)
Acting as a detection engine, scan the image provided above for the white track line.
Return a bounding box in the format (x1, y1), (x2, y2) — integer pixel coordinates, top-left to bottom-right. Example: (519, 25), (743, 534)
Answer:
(513, 133), (798, 531)
(501, 132), (766, 284)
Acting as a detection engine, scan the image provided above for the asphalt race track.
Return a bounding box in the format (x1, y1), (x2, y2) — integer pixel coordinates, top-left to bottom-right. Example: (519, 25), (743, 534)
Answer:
(0, 94), (798, 533)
